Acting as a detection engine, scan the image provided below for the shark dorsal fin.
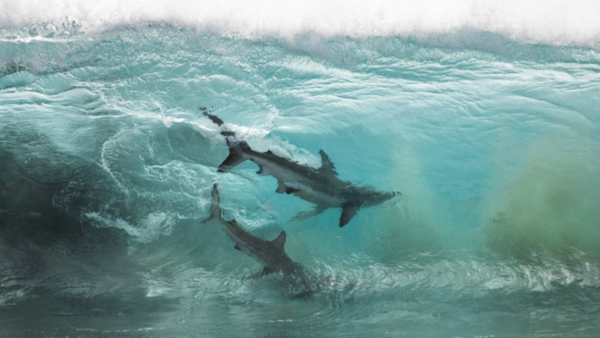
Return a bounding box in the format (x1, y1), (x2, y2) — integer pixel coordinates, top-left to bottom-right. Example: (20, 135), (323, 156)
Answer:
(318, 149), (338, 176)
(270, 231), (286, 250)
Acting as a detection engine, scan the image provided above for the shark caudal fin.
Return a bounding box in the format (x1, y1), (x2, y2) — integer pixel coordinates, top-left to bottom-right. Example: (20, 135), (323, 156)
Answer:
(217, 139), (251, 172)
(200, 108), (252, 172)
(201, 107), (237, 137)
(200, 107), (224, 126)
(202, 183), (223, 224)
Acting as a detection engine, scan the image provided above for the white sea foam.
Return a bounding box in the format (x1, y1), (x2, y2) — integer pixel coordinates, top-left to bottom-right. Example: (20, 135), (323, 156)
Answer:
(86, 212), (175, 243)
(1, 0), (599, 46)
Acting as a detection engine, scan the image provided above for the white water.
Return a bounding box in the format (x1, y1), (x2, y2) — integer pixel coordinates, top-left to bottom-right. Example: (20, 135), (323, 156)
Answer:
(1, 0), (600, 45)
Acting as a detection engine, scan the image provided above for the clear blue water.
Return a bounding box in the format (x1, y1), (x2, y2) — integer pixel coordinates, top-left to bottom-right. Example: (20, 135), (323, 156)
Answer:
(1, 10), (600, 338)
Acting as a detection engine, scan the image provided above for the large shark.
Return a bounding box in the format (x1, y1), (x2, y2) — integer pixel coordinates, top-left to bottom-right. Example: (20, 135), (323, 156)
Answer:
(201, 108), (400, 227)
(203, 183), (309, 284)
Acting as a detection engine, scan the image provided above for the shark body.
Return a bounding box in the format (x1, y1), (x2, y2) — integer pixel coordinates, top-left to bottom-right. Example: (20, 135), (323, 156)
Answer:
(202, 108), (399, 227)
(203, 183), (307, 281)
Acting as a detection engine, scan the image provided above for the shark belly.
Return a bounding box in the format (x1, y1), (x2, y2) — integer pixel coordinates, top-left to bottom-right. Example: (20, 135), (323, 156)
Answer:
(253, 158), (345, 207)
(219, 221), (273, 266)
(291, 184), (344, 207)
(252, 158), (296, 181)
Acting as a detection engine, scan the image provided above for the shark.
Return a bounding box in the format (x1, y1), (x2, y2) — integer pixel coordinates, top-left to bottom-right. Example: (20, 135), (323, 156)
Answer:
(201, 107), (400, 227)
(203, 183), (309, 284)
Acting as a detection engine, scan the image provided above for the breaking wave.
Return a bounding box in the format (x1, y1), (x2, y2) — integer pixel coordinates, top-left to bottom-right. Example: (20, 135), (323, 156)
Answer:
(1, 4), (600, 337)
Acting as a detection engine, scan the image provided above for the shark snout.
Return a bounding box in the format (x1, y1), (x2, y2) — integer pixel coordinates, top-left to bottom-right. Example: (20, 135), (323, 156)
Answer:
(363, 190), (401, 207)
(384, 191), (401, 203)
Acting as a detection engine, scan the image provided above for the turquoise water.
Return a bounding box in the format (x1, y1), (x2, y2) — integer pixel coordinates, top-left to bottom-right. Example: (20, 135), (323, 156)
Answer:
(1, 10), (600, 338)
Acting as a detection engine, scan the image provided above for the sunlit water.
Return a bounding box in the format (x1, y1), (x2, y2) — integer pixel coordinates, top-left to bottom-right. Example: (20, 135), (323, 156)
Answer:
(1, 3), (600, 337)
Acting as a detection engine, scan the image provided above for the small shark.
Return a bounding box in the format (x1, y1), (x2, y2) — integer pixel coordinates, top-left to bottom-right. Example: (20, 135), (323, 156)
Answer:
(203, 183), (309, 283)
(201, 108), (400, 227)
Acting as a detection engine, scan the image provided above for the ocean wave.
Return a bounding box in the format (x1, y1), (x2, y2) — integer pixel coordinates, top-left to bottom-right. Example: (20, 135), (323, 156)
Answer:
(2, 17), (600, 336)
(1, 1), (600, 46)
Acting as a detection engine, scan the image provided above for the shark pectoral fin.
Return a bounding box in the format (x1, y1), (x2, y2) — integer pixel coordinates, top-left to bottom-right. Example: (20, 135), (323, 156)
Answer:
(285, 187), (300, 194)
(276, 180), (286, 194)
(290, 206), (327, 222)
(270, 231), (286, 250)
(339, 204), (360, 228)
(318, 149), (338, 176)
(234, 244), (241, 251)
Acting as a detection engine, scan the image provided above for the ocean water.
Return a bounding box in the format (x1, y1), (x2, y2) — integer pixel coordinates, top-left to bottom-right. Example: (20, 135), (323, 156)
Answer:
(1, 1), (600, 337)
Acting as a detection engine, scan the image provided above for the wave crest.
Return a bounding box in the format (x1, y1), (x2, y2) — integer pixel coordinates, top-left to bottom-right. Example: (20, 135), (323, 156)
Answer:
(1, 1), (600, 46)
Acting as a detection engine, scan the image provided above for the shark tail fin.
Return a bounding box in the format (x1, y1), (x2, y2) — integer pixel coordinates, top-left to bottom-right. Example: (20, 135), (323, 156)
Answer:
(217, 139), (251, 172)
(201, 107), (237, 138)
(202, 183), (223, 224)
(200, 107), (225, 126)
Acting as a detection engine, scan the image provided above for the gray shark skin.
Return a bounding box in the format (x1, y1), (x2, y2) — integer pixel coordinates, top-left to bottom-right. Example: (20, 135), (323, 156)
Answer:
(202, 108), (400, 227)
(203, 183), (309, 285)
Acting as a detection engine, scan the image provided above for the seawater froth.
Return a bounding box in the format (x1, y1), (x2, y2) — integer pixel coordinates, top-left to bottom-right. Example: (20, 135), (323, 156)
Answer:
(86, 212), (175, 244)
(1, 0), (600, 46)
